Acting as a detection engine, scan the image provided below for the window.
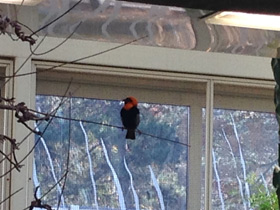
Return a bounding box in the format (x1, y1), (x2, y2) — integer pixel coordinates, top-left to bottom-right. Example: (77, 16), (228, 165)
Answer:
(33, 61), (276, 210)
(35, 96), (189, 209)
(202, 82), (276, 209)
(35, 62), (207, 209)
(211, 109), (277, 209)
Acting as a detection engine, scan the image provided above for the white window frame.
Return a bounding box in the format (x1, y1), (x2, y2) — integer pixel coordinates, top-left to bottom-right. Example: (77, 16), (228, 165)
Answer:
(0, 59), (16, 210)
(0, 57), (36, 210)
(0, 58), (274, 210)
(34, 60), (276, 210)
(35, 60), (208, 209)
(205, 79), (275, 210)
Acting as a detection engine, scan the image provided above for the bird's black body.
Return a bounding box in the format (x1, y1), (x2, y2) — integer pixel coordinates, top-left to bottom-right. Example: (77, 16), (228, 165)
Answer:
(120, 100), (140, 139)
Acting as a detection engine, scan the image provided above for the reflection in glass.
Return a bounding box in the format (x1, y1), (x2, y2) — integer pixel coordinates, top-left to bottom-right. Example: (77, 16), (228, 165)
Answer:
(34, 95), (189, 209)
(202, 109), (278, 209)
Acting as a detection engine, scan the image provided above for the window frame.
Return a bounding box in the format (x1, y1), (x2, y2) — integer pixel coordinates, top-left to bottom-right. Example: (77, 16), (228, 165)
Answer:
(35, 60), (208, 209)
(204, 79), (275, 210)
(0, 59), (15, 210)
(33, 60), (276, 210)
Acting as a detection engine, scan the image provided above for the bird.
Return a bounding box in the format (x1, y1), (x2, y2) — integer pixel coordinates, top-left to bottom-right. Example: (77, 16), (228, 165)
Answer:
(120, 96), (140, 139)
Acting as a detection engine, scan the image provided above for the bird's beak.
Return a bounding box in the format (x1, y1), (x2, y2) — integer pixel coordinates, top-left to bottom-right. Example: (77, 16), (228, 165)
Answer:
(122, 98), (129, 103)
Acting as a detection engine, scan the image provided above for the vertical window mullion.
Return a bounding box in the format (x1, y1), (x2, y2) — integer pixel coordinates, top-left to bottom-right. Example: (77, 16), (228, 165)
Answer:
(188, 104), (204, 209)
(205, 80), (214, 210)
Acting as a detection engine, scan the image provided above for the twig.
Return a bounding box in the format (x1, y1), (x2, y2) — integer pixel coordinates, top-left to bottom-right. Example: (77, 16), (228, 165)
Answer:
(19, 80), (73, 164)
(0, 81), (79, 167)
(0, 134), (21, 170)
(14, 102), (50, 135)
(0, 15), (36, 44)
(0, 96), (15, 104)
(0, 79), (73, 179)
(0, 149), (21, 171)
(0, 134), (18, 150)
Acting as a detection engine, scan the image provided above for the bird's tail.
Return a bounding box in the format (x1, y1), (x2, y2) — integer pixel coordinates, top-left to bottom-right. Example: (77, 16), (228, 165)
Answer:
(126, 129), (136, 140)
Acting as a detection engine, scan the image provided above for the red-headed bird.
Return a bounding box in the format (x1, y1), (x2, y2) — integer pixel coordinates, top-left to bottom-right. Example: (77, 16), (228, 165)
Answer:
(120, 96), (140, 139)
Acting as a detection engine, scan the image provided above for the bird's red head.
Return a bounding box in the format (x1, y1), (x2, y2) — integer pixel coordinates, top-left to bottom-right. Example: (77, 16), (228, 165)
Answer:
(123, 96), (138, 110)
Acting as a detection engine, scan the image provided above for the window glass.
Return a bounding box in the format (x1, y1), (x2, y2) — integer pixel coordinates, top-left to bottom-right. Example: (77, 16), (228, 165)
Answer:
(201, 82), (275, 210)
(34, 95), (189, 209)
(211, 109), (278, 209)
(201, 108), (206, 210)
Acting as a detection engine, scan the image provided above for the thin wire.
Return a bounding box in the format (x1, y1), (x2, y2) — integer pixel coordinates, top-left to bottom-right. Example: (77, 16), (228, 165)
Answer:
(18, 80), (73, 164)
(1, 35), (148, 79)
(30, 0), (83, 36)
(0, 187), (23, 206)
(137, 130), (190, 147)
(41, 172), (67, 200)
(0, 83), (80, 167)
(0, 34), (48, 89)
(16, 21), (38, 36)
(57, 94), (72, 209)
(29, 109), (191, 147)
(15, 0), (25, 15)
(30, 21), (83, 56)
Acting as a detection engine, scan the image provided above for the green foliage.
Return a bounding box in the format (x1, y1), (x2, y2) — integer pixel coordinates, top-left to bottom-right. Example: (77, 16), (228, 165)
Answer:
(250, 190), (278, 210)
(247, 173), (278, 210)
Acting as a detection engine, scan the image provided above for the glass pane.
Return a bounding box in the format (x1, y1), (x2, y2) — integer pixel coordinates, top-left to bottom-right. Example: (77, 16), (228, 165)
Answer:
(34, 95), (189, 209)
(211, 109), (278, 209)
(201, 108), (206, 210)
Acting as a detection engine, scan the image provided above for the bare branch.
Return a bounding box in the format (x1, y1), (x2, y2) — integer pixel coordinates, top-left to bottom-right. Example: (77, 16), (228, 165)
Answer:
(0, 150), (22, 171)
(0, 79), (73, 179)
(0, 15), (36, 45)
